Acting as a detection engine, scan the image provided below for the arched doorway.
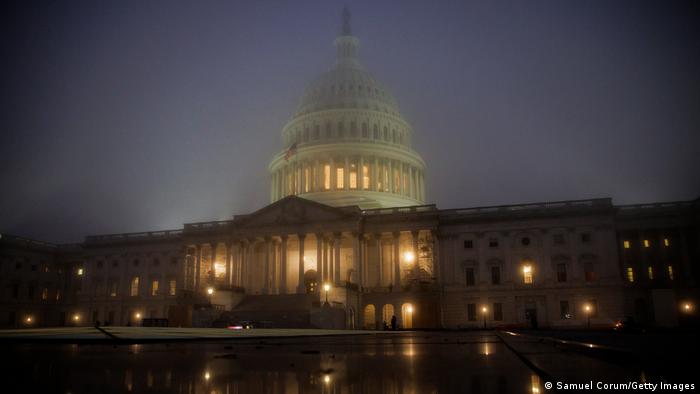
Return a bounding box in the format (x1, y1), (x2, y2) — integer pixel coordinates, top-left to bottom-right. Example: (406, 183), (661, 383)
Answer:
(363, 304), (376, 329)
(382, 304), (395, 326)
(304, 270), (318, 294)
(401, 303), (414, 329)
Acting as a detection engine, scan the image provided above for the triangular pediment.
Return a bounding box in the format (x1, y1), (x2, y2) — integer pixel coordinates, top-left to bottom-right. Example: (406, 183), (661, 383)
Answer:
(234, 196), (359, 228)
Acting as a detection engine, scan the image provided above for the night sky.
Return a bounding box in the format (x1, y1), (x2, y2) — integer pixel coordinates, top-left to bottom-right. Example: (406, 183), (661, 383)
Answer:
(2, 0), (699, 244)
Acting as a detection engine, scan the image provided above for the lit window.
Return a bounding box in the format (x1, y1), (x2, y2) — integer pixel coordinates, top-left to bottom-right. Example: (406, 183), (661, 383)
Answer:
(663, 238), (670, 247)
(393, 168), (400, 193)
(151, 280), (159, 296)
(336, 167), (344, 189)
(623, 240), (630, 249)
(41, 288), (48, 300)
(304, 167), (310, 193)
(349, 164), (357, 189)
(647, 266), (653, 280)
(626, 267), (634, 283)
(522, 264), (533, 284)
(56, 289), (61, 301)
(169, 280), (177, 296)
(77, 268), (84, 276)
(362, 164), (370, 189)
(667, 265), (674, 280)
(643, 239), (650, 248)
(214, 261), (226, 279)
(323, 164), (331, 190)
(110, 281), (118, 297)
(130, 277), (140, 297)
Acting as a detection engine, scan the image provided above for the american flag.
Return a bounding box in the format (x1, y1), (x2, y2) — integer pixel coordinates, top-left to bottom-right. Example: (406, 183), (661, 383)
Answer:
(284, 142), (298, 161)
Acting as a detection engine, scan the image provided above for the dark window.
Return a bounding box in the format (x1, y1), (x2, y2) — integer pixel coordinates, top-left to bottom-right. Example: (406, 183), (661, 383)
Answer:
(153, 258), (160, 266)
(488, 238), (499, 248)
(27, 285), (35, 300)
(493, 303), (503, 321)
(491, 266), (501, 285)
(12, 285), (19, 299)
(553, 234), (565, 245)
(556, 263), (567, 282)
(112, 260), (119, 268)
(97, 261), (103, 269)
(15, 262), (21, 270)
(463, 240), (473, 249)
(467, 304), (477, 321)
(521, 237), (530, 246)
(30, 264), (37, 271)
(170, 257), (177, 265)
(560, 301), (571, 319)
(465, 268), (475, 286)
(133, 259), (139, 267)
(584, 262), (595, 281)
(581, 233), (591, 243)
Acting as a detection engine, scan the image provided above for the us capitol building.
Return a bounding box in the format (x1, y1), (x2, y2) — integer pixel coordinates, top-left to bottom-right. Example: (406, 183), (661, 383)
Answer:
(1, 10), (698, 330)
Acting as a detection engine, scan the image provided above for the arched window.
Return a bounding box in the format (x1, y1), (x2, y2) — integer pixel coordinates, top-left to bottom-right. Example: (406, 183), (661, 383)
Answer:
(323, 164), (331, 190)
(382, 304), (395, 324)
(401, 303), (414, 329)
(363, 304), (376, 329)
(383, 126), (389, 141)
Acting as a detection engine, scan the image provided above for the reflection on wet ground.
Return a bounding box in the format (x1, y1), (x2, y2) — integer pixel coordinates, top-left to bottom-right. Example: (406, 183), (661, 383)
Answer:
(0, 330), (646, 393)
(4, 331), (537, 393)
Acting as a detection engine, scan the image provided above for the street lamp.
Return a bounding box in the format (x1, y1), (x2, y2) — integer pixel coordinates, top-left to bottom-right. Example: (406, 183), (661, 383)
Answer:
(323, 283), (331, 306)
(681, 302), (694, 313)
(73, 314), (81, 325)
(481, 306), (488, 329)
(25, 316), (33, 325)
(584, 304), (592, 329)
(207, 287), (214, 305)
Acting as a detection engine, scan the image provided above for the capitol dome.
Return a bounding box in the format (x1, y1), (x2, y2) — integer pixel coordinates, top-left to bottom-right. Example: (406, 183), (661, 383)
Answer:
(268, 8), (426, 209)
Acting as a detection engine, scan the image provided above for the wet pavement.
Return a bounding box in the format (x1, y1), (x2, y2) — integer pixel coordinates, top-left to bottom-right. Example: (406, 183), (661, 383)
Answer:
(0, 330), (672, 393)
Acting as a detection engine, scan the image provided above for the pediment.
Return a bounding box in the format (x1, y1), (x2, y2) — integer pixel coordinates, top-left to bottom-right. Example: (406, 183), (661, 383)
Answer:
(235, 196), (358, 228)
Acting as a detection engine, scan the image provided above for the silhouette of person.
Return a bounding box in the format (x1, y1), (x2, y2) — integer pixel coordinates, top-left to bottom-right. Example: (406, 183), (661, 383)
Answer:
(391, 315), (397, 330)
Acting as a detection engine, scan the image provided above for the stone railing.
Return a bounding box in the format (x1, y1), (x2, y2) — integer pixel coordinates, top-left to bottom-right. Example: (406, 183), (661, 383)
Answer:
(440, 198), (613, 217)
(183, 220), (233, 232)
(85, 230), (182, 243)
(361, 204), (437, 216)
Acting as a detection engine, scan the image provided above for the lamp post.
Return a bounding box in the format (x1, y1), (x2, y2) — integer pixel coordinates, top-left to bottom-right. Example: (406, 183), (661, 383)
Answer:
(481, 306), (488, 329)
(207, 287), (214, 305)
(584, 304), (592, 329)
(323, 283), (330, 307)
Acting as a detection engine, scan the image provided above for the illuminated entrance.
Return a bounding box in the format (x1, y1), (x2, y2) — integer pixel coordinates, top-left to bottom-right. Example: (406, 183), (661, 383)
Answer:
(304, 269), (318, 294)
(401, 303), (414, 329)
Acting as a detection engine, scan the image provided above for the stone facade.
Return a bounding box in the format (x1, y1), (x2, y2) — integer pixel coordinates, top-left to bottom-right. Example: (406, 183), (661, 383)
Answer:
(1, 196), (697, 329)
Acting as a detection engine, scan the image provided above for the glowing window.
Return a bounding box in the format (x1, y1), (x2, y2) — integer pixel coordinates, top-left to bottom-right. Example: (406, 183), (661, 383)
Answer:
(647, 266), (653, 280)
(663, 238), (670, 247)
(77, 268), (84, 276)
(169, 280), (177, 296)
(393, 168), (400, 193)
(151, 280), (159, 296)
(643, 239), (650, 248)
(110, 281), (118, 297)
(623, 240), (630, 249)
(336, 167), (344, 189)
(41, 288), (48, 300)
(304, 167), (310, 193)
(362, 164), (370, 189)
(130, 277), (140, 297)
(349, 164), (357, 189)
(323, 164), (331, 190)
(522, 265), (533, 284)
(626, 267), (634, 283)
(667, 265), (674, 280)
(56, 289), (61, 301)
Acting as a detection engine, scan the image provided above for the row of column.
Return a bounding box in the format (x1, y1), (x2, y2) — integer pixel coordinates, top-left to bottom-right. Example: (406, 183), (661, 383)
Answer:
(187, 230), (434, 296)
(271, 156), (425, 202)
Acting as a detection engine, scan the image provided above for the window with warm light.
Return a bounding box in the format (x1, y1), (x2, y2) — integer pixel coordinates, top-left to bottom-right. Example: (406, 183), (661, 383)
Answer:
(663, 238), (670, 247)
(362, 164), (370, 189)
(130, 277), (140, 296)
(393, 168), (400, 193)
(349, 163), (357, 189)
(304, 167), (310, 193)
(643, 239), (650, 248)
(323, 164), (330, 190)
(668, 265), (674, 280)
(522, 265), (533, 284)
(169, 279), (177, 296)
(336, 167), (344, 189)
(110, 281), (118, 297)
(383, 167), (390, 191)
(626, 267), (634, 282)
(41, 288), (48, 300)
(647, 266), (654, 280)
(151, 280), (159, 296)
(623, 240), (630, 249)
(77, 268), (84, 276)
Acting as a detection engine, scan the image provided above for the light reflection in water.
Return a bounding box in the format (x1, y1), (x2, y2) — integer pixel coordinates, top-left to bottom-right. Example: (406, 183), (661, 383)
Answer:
(9, 335), (554, 394)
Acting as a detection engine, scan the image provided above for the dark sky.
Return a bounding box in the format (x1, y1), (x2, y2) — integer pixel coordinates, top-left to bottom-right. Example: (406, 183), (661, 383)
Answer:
(2, 0), (699, 244)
